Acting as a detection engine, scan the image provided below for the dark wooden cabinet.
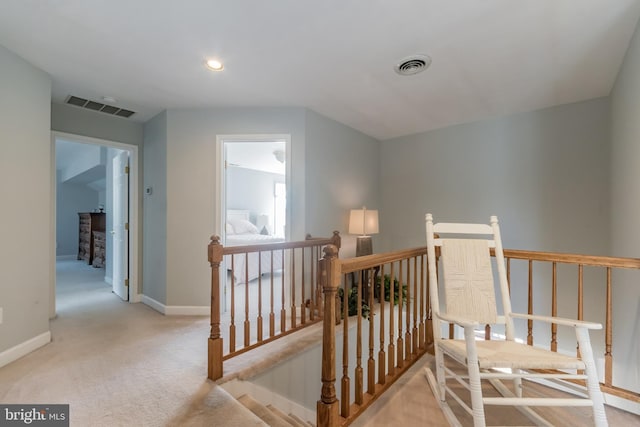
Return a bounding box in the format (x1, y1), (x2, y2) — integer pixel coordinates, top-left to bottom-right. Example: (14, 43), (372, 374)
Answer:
(92, 231), (106, 268)
(78, 212), (105, 265)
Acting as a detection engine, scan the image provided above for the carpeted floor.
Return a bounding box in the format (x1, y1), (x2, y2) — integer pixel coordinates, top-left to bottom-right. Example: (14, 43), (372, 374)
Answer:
(0, 259), (263, 426)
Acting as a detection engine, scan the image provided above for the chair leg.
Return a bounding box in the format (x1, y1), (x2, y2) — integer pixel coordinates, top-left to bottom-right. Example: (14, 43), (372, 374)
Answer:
(513, 368), (523, 398)
(434, 345), (447, 401)
(464, 327), (487, 427)
(576, 329), (608, 427)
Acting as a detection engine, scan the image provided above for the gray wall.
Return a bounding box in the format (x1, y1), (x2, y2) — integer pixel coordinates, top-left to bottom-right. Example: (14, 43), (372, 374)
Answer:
(610, 17), (640, 394)
(304, 110), (380, 257)
(380, 97), (611, 254)
(52, 103), (144, 147)
(142, 111), (168, 304)
(0, 44), (52, 353)
(227, 166), (285, 229)
(56, 174), (100, 256)
(163, 107), (306, 307)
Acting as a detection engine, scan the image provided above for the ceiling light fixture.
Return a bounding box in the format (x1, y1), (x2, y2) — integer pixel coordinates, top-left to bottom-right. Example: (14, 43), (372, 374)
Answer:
(206, 59), (224, 71)
(394, 54), (431, 76)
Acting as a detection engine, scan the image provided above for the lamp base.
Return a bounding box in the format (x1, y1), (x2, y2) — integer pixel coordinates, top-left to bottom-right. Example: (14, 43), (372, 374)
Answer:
(355, 236), (373, 257)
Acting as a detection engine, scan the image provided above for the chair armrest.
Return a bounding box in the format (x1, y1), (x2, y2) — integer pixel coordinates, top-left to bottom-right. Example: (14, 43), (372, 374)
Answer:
(436, 313), (479, 329)
(510, 312), (602, 330)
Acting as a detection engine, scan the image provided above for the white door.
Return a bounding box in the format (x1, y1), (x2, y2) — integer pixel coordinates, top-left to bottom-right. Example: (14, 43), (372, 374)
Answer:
(112, 151), (129, 301)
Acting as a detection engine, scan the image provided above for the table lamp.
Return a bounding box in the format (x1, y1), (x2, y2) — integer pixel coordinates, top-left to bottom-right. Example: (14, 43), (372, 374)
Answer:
(349, 206), (379, 257)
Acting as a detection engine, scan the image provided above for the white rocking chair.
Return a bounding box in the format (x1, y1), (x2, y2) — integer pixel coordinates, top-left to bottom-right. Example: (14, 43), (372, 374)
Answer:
(425, 214), (607, 427)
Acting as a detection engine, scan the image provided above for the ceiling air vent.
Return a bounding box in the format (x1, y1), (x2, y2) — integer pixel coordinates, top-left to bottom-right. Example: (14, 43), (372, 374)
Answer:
(394, 54), (432, 76)
(65, 95), (136, 119)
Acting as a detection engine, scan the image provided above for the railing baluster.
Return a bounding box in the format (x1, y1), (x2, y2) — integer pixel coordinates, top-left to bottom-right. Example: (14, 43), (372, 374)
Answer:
(551, 262), (557, 352)
(355, 270), (363, 405)
(378, 263), (386, 385)
(576, 264), (584, 374)
(281, 249), (286, 334)
(311, 246), (316, 320)
(426, 259), (433, 349)
(301, 247), (306, 325)
(419, 255), (425, 350)
(605, 267), (613, 387)
(527, 259), (533, 346)
(244, 252), (250, 347)
(412, 256), (419, 354)
(397, 260), (404, 369)
(405, 258), (412, 359)
(230, 255), (236, 353)
(291, 250), (296, 329)
(270, 252), (275, 338)
(257, 254), (263, 343)
(388, 262), (395, 376)
(368, 266), (376, 395)
(341, 271), (350, 417)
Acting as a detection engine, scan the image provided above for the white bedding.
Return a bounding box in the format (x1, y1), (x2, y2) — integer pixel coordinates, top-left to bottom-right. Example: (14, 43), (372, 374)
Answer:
(224, 208), (285, 285)
(225, 235), (285, 284)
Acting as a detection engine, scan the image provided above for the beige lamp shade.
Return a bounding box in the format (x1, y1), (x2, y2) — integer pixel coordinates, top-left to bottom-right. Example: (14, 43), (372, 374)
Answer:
(349, 207), (379, 236)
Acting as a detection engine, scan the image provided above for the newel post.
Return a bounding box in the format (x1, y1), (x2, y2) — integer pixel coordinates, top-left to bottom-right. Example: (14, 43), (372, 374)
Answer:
(208, 235), (224, 380)
(317, 244), (340, 427)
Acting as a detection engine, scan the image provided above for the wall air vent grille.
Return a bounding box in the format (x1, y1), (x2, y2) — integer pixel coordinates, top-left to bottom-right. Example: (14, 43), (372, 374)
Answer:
(64, 95), (136, 119)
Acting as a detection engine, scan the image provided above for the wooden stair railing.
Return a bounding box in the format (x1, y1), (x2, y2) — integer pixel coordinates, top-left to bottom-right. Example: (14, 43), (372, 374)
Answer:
(208, 231), (341, 381)
(318, 245), (431, 426)
(318, 246), (640, 426)
(487, 249), (640, 404)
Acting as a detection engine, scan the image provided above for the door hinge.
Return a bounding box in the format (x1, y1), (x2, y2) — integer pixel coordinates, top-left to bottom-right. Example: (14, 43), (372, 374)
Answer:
(125, 222), (129, 230)
(125, 279), (129, 287)
(125, 165), (130, 174)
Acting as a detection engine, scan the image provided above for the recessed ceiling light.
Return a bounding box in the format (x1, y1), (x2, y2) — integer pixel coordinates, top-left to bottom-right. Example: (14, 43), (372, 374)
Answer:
(206, 59), (224, 71)
(394, 54), (431, 76)
(102, 96), (116, 103)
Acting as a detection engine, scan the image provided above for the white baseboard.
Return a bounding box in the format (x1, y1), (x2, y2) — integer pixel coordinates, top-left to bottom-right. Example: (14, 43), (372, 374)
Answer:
(0, 331), (51, 369)
(141, 295), (209, 316)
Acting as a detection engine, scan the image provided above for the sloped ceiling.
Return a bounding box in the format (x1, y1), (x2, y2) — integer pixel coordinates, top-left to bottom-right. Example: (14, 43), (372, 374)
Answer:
(1, 1), (639, 140)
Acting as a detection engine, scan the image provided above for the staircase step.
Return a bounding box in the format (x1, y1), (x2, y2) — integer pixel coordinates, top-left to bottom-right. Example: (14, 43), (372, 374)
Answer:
(288, 413), (312, 427)
(238, 394), (293, 427)
(266, 404), (305, 427)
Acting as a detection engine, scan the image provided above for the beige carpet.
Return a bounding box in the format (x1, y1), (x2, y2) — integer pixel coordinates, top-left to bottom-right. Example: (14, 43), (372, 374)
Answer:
(0, 259), (264, 426)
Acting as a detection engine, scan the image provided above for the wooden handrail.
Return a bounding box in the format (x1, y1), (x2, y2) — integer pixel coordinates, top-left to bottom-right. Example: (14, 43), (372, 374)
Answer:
(207, 231), (340, 381)
(498, 248), (640, 269)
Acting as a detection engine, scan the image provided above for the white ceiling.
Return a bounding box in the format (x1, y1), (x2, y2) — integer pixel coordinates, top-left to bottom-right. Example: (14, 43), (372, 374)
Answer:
(1, 1), (639, 140)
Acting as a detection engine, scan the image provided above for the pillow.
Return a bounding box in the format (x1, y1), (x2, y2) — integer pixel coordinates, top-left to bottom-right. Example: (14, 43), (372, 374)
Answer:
(225, 222), (235, 234)
(228, 218), (259, 235)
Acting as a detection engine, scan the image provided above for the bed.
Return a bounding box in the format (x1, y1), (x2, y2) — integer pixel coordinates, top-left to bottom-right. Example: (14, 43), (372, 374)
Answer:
(224, 210), (285, 284)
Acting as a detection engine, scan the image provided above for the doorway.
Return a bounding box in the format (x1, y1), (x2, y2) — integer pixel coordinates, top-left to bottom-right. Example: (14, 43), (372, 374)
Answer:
(51, 131), (139, 316)
(215, 134), (290, 312)
(216, 135), (290, 241)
